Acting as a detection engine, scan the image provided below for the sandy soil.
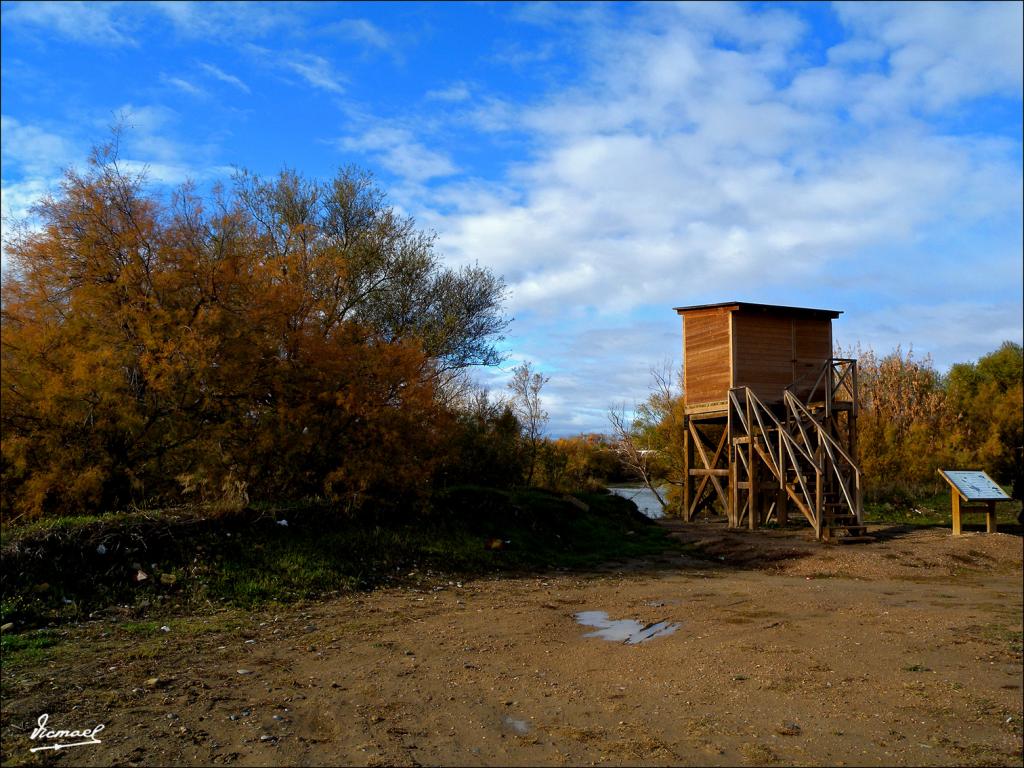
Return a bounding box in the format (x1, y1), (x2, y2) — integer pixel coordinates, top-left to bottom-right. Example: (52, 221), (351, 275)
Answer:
(2, 521), (1021, 766)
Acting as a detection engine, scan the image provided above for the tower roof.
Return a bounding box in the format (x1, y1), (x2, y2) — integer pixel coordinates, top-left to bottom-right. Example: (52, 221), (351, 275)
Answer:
(673, 301), (841, 319)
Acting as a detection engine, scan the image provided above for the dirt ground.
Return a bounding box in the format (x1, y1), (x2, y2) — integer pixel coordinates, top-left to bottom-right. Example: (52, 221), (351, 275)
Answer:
(2, 521), (1022, 767)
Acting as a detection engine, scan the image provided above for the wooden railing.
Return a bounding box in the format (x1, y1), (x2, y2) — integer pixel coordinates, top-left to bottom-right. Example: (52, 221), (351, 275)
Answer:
(727, 360), (862, 539)
(784, 390), (862, 528)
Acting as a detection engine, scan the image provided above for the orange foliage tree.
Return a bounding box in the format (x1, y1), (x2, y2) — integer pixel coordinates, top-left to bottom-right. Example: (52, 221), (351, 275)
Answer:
(1, 142), (507, 522)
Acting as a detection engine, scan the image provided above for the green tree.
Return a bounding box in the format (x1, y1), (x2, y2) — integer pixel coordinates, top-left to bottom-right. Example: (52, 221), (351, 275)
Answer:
(945, 341), (1023, 483)
(507, 362), (549, 486)
(608, 365), (687, 515)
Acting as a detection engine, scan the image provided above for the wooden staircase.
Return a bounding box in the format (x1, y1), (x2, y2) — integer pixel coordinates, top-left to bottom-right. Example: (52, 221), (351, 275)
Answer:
(726, 359), (868, 542)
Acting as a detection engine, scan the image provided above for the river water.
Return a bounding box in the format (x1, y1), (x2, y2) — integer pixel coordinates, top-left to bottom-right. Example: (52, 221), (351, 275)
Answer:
(606, 484), (666, 520)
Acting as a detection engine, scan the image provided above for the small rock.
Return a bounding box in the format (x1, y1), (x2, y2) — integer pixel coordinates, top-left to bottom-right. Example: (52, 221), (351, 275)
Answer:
(276, 520), (288, 527)
(96, 544), (107, 555)
(260, 734), (275, 742)
(241, 709), (252, 717)
(237, 669), (253, 675)
(167, 713), (179, 720)
(777, 722), (802, 736)
(135, 569), (149, 582)
(144, 677), (161, 688)
(159, 573), (177, 586)
(160, 625), (171, 633)
(272, 715), (284, 721)
(229, 715), (238, 721)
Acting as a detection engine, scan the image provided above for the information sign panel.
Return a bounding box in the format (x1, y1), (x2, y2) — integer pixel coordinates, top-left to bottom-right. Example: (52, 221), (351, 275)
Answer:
(938, 470), (1010, 502)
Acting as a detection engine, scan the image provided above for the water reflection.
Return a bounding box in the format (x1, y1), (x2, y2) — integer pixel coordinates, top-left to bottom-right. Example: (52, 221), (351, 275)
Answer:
(607, 485), (666, 519)
(575, 610), (680, 644)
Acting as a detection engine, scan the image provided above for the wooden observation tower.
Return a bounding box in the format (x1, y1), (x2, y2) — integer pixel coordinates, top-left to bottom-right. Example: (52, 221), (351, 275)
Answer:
(675, 302), (865, 541)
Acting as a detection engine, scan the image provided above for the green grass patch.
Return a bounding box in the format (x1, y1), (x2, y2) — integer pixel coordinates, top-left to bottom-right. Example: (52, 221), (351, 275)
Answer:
(0, 629), (63, 667)
(119, 620), (163, 635)
(864, 488), (1021, 527)
(2, 487), (678, 626)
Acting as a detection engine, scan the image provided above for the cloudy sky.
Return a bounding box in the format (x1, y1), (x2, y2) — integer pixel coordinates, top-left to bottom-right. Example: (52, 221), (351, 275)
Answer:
(2, 1), (1022, 435)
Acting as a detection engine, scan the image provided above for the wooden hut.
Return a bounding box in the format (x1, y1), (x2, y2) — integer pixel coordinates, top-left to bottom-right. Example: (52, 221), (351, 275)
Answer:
(673, 302), (864, 541)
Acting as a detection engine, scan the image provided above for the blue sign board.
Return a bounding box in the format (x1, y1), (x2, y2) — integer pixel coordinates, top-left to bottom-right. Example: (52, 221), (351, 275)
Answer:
(938, 470), (1010, 502)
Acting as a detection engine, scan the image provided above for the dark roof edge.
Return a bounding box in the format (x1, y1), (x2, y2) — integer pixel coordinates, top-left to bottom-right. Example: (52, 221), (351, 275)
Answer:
(673, 301), (842, 318)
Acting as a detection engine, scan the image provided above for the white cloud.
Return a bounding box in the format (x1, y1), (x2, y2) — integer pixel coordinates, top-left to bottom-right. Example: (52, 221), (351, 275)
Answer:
(162, 74), (205, 97)
(403, 2), (1022, 433)
(0, 117), (77, 263)
(198, 62), (251, 94)
(340, 127), (457, 183)
(2, 176), (53, 260)
(0, 116), (75, 176)
(279, 52), (346, 94)
(834, 1), (1024, 116)
(110, 104), (177, 133)
(235, 45), (345, 94)
(425, 5), (1021, 320)
(426, 82), (472, 103)
(838, 301), (1024, 371)
(150, 1), (296, 40)
(329, 18), (393, 51)
(5, 0), (300, 48)
(3, 1), (136, 46)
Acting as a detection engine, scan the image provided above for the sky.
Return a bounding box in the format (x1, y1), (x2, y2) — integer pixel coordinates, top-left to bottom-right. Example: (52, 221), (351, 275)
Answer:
(2, 1), (1022, 436)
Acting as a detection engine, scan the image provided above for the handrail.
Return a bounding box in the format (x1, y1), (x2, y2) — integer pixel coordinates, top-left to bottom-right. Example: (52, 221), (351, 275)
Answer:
(784, 390), (861, 522)
(785, 391), (859, 468)
(729, 386), (819, 524)
(727, 380), (863, 536)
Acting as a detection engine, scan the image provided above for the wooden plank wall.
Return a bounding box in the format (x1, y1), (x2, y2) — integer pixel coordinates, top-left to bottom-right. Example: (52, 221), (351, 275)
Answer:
(792, 317), (832, 399)
(732, 313), (832, 403)
(683, 308), (732, 407)
(732, 314), (793, 401)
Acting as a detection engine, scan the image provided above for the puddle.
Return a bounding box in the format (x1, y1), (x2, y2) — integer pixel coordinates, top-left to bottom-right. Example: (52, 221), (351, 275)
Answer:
(575, 611), (680, 644)
(502, 716), (530, 734)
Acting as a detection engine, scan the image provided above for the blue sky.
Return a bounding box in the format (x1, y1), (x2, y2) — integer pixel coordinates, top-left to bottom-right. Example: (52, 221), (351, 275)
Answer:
(2, 1), (1022, 435)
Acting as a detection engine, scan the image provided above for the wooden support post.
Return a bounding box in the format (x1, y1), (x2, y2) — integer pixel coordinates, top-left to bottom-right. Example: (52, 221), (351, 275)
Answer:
(953, 499), (999, 535)
(683, 418), (692, 522)
(747, 397), (757, 530)
(729, 442), (737, 527)
(815, 466), (823, 540)
(777, 429), (788, 526)
(748, 450), (757, 527)
(727, 404), (736, 528)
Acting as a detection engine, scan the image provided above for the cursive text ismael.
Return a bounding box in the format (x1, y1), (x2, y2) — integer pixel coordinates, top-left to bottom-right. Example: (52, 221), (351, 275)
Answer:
(29, 713), (105, 752)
